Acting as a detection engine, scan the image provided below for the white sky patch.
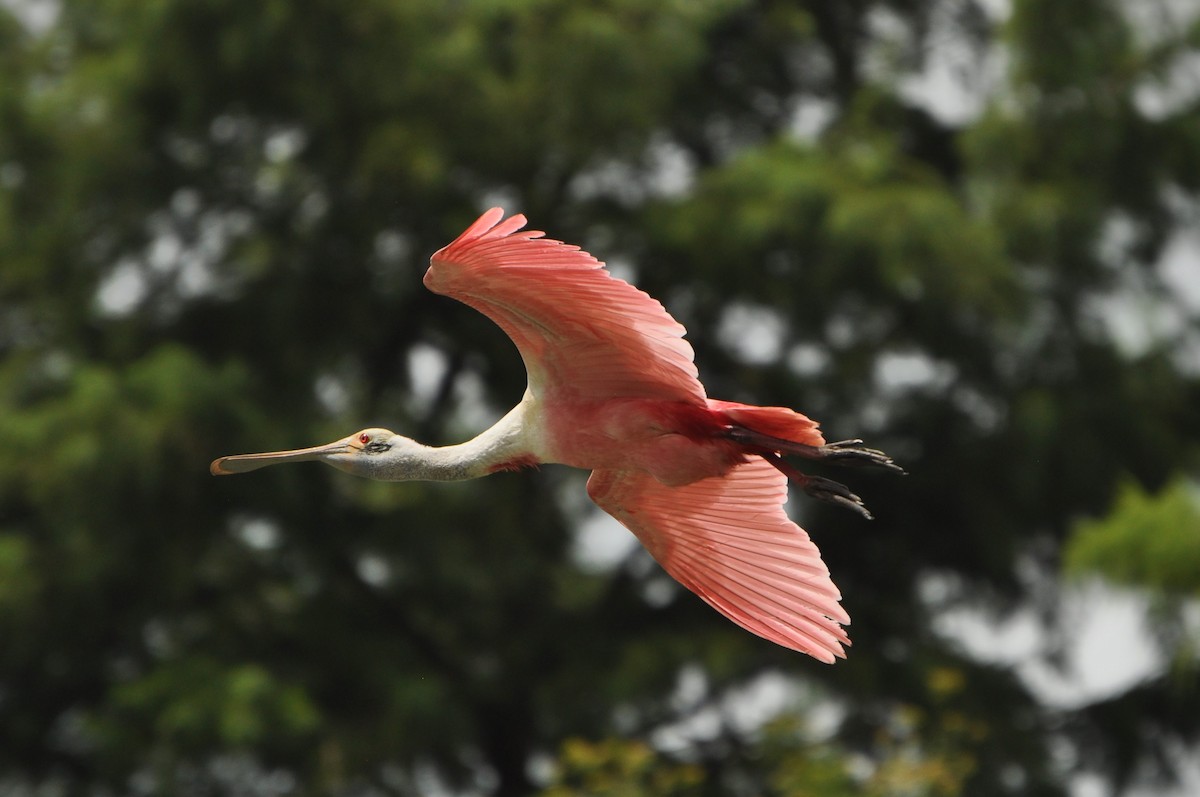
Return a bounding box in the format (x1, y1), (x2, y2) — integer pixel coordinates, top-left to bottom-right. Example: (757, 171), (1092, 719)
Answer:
(95, 258), (148, 315)
(147, 233), (182, 271)
(640, 574), (679, 609)
(373, 228), (413, 267)
(263, 127), (307, 163)
(479, 188), (522, 217)
(450, 369), (501, 432)
(787, 342), (829, 377)
(314, 373), (351, 416)
(571, 508), (638, 573)
(569, 160), (645, 206)
(951, 382), (1006, 431)
(0, 161), (24, 190)
(230, 515), (282, 552)
(874, 350), (957, 393)
(604, 255), (638, 286)
(355, 553), (391, 587)
(645, 136), (696, 198)
(406, 343), (450, 416)
(717, 302), (786, 364)
(1, 0), (58, 33)
(933, 581), (1166, 710)
(209, 113), (243, 144)
(824, 312), (857, 350)
(1159, 224), (1200, 313)
(788, 98), (836, 141)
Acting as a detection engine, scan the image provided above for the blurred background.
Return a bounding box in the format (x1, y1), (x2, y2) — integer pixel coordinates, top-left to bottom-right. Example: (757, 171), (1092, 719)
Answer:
(1, 1), (1198, 795)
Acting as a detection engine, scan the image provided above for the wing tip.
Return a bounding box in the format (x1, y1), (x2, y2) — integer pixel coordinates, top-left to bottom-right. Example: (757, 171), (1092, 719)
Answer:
(430, 208), (538, 267)
(465, 207), (530, 241)
(809, 642), (849, 664)
(435, 206), (519, 246)
(767, 615), (851, 663)
(467, 207), (507, 237)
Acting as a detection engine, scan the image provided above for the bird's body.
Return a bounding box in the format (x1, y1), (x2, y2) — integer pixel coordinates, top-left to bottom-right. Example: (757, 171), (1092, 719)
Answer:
(212, 209), (901, 662)
(538, 397), (742, 484)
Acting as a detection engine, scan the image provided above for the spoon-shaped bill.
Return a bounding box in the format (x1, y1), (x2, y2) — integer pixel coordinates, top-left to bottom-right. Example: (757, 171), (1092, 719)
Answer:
(210, 440), (352, 475)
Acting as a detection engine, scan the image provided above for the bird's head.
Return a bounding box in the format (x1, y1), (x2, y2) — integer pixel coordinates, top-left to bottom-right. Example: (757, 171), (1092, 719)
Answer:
(210, 428), (401, 477)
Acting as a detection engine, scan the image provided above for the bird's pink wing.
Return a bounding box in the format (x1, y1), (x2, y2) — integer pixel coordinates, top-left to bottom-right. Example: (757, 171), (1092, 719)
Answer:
(587, 458), (850, 661)
(425, 208), (704, 403)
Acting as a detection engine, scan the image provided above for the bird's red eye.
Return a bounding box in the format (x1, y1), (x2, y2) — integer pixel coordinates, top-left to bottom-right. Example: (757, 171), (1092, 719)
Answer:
(359, 433), (370, 445)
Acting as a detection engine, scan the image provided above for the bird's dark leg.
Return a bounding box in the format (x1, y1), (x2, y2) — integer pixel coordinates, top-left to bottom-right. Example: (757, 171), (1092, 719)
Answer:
(812, 439), (906, 473)
(725, 428), (906, 475)
(726, 425), (904, 519)
(761, 453), (873, 520)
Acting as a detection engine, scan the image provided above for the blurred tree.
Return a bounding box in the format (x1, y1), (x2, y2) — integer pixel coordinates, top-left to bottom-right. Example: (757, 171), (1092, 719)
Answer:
(1, 0), (1198, 796)
(1062, 478), (1200, 789)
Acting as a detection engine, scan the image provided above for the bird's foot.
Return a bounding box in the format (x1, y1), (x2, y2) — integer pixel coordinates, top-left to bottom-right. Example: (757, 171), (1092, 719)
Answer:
(762, 452), (875, 520)
(724, 427), (904, 474)
(795, 473), (873, 520)
(816, 439), (906, 474)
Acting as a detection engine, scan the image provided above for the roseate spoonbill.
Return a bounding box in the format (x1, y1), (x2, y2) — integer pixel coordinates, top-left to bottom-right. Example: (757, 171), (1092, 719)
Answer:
(211, 209), (901, 661)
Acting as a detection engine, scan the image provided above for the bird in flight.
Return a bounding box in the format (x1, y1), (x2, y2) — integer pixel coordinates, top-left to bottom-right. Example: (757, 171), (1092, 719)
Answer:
(212, 209), (901, 662)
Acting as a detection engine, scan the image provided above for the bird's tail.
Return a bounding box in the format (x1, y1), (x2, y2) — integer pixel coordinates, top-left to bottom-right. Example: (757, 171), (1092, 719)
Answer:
(707, 399), (826, 451)
(711, 399), (903, 519)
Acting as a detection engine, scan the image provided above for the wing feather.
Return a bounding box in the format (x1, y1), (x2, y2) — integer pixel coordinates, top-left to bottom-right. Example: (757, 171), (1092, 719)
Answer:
(587, 459), (850, 661)
(426, 209), (704, 403)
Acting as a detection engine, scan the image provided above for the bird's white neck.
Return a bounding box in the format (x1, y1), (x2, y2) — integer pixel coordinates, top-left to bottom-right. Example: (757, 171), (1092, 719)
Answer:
(355, 398), (537, 482)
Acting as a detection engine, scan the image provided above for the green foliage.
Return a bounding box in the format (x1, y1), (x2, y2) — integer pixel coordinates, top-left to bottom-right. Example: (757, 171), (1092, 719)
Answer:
(538, 737), (704, 797)
(652, 133), (1015, 318)
(1065, 478), (1200, 597)
(101, 658), (320, 750)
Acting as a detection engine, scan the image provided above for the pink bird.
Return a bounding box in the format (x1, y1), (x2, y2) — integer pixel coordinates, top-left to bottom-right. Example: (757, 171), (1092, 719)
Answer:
(211, 209), (901, 662)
